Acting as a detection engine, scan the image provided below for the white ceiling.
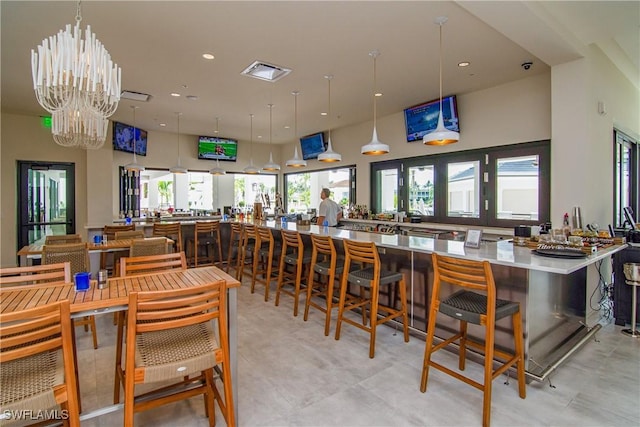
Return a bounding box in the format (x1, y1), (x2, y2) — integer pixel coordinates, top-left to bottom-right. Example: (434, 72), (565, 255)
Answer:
(1, 1), (637, 145)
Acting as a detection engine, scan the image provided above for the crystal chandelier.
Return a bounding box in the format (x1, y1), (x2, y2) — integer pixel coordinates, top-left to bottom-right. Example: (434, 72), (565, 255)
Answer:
(31, 1), (121, 149)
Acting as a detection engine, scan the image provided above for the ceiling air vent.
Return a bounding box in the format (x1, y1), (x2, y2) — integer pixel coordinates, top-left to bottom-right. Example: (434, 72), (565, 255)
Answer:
(241, 61), (292, 83)
(121, 90), (152, 102)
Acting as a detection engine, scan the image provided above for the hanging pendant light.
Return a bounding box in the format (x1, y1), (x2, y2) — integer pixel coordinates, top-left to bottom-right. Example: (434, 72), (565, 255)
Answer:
(286, 91), (307, 168)
(243, 114), (260, 174)
(318, 75), (341, 163)
(262, 104), (281, 171)
(209, 117), (226, 175)
(361, 50), (389, 155)
(124, 106), (145, 172)
(424, 16), (459, 146)
(169, 112), (188, 174)
(31, 1), (120, 149)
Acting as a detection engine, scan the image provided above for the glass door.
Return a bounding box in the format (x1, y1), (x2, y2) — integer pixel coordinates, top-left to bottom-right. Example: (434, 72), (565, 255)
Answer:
(17, 161), (75, 250)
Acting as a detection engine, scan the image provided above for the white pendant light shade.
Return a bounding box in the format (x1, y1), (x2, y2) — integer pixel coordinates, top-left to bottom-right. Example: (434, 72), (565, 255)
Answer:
(286, 146), (307, 167)
(244, 114), (260, 174)
(286, 91), (307, 168)
(424, 16), (459, 146)
(209, 158), (226, 175)
(318, 75), (341, 163)
(124, 106), (145, 172)
(318, 136), (341, 162)
(263, 104), (281, 172)
(361, 50), (389, 156)
(170, 112), (188, 174)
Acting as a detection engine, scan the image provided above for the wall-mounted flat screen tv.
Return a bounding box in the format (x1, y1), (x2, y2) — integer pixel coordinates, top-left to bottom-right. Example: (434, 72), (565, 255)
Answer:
(404, 95), (459, 142)
(113, 121), (147, 156)
(198, 136), (238, 161)
(300, 132), (327, 160)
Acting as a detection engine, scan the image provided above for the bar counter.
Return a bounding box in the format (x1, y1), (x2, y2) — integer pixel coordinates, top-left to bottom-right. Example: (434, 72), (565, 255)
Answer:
(87, 218), (626, 380)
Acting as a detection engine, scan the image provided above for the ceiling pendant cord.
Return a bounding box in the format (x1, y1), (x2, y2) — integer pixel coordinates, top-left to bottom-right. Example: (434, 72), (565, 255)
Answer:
(209, 117), (226, 175)
(361, 50), (390, 155)
(423, 16), (459, 146)
(244, 113), (260, 174)
(124, 106), (144, 172)
(170, 112), (187, 174)
(263, 104), (281, 171)
(318, 75), (341, 162)
(286, 90), (307, 167)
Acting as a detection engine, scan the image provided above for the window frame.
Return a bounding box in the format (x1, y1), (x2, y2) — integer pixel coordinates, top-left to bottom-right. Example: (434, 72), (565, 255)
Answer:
(283, 164), (356, 214)
(370, 140), (550, 228)
(613, 130), (639, 227)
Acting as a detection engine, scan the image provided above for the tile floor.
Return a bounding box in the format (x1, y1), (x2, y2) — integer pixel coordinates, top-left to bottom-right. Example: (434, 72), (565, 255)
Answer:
(77, 278), (639, 426)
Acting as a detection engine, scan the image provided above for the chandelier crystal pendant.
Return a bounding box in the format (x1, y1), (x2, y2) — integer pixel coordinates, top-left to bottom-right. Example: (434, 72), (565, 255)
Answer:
(124, 106), (145, 172)
(286, 91), (307, 168)
(318, 75), (342, 163)
(31, 1), (121, 149)
(243, 114), (260, 174)
(361, 50), (390, 155)
(262, 104), (281, 171)
(170, 112), (188, 174)
(423, 16), (459, 146)
(209, 117), (227, 176)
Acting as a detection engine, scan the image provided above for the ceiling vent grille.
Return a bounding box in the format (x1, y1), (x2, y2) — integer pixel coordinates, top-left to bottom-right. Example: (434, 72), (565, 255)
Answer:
(241, 61), (292, 82)
(121, 90), (152, 102)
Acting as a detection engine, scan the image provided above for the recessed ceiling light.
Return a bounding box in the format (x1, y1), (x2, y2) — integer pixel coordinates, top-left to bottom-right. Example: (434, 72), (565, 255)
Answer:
(375, 92), (383, 97)
(171, 93), (181, 97)
(159, 123), (166, 127)
(202, 53), (215, 60)
(257, 135), (263, 139)
(458, 61), (470, 67)
(186, 95), (198, 101)
(320, 112), (327, 116)
(284, 125), (290, 129)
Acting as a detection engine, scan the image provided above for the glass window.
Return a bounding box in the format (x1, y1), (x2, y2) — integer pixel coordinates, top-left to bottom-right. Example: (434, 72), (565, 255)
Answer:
(285, 167), (353, 215)
(408, 165), (435, 216)
(447, 161), (480, 218)
(234, 174), (277, 213)
(614, 130), (639, 227)
(496, 155), (539, 221)
(376, 168), (399, 212)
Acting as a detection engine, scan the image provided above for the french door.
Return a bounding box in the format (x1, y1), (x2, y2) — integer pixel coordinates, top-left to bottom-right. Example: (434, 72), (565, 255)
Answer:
(17, 161), (76, 250)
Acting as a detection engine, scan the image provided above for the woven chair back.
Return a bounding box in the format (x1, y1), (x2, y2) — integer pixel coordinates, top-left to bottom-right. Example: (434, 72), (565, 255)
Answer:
(42, 243), (89, 275)
(44, 234), (82, 245)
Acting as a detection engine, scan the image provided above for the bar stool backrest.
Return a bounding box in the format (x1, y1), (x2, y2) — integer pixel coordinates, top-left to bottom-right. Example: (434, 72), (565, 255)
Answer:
(432, 254), (495, 301)
(114, 230), (145, 240)
(103, 225), (136, 241)
(152, 223), (182, 252)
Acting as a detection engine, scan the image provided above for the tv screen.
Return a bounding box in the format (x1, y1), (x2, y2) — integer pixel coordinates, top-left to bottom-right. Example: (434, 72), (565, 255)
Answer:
(113, 121), (147, 156)
(300, 132), (326, 160)
(198, 136), (238, 161)
(404, 95), (459, 142)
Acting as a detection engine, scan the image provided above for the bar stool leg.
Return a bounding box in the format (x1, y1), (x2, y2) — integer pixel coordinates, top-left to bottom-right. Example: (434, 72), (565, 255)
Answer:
(622, 280), (640, 337)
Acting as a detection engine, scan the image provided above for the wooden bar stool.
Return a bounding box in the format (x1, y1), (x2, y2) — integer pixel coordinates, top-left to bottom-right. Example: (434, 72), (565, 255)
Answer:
(186, 221), (223, 267)
(275, 229), (312, 317)
(334, 239), (409, 358)
(420, 253), (526, 427)
(238, 224), (257, 281)
(226, 222), (243, 278)
(252, 226), (280, 301)
(304, 234), (345, 336)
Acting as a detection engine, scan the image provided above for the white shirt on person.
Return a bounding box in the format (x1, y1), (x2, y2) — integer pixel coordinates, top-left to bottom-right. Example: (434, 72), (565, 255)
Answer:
(319, 198), (341, 226)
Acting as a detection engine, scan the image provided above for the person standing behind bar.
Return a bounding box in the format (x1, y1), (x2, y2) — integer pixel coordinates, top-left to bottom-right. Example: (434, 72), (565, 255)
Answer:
(317, 188), (342, 226)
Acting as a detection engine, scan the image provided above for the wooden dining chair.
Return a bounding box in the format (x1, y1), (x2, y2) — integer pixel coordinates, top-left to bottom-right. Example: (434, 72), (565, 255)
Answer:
(114, 230), (146, 240)
(42, 243), (98, 349)
(152, 222), (182, 253)
(119, 252), (187, 277)
(114, 281), (235, 427)
(0, 300), (80, 427)
(0, 262), (70, 287)
(45, 234), (82, 245)
(420, 253), (526, 427)
(102, 225), (137, 272)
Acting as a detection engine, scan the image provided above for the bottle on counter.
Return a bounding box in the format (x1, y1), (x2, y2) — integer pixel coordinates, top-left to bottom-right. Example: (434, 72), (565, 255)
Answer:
(562, 212), (571, 238)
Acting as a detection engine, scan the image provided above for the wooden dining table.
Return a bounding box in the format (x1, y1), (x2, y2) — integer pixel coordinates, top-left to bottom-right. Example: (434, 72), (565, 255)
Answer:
(0, 265), (240, 424)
